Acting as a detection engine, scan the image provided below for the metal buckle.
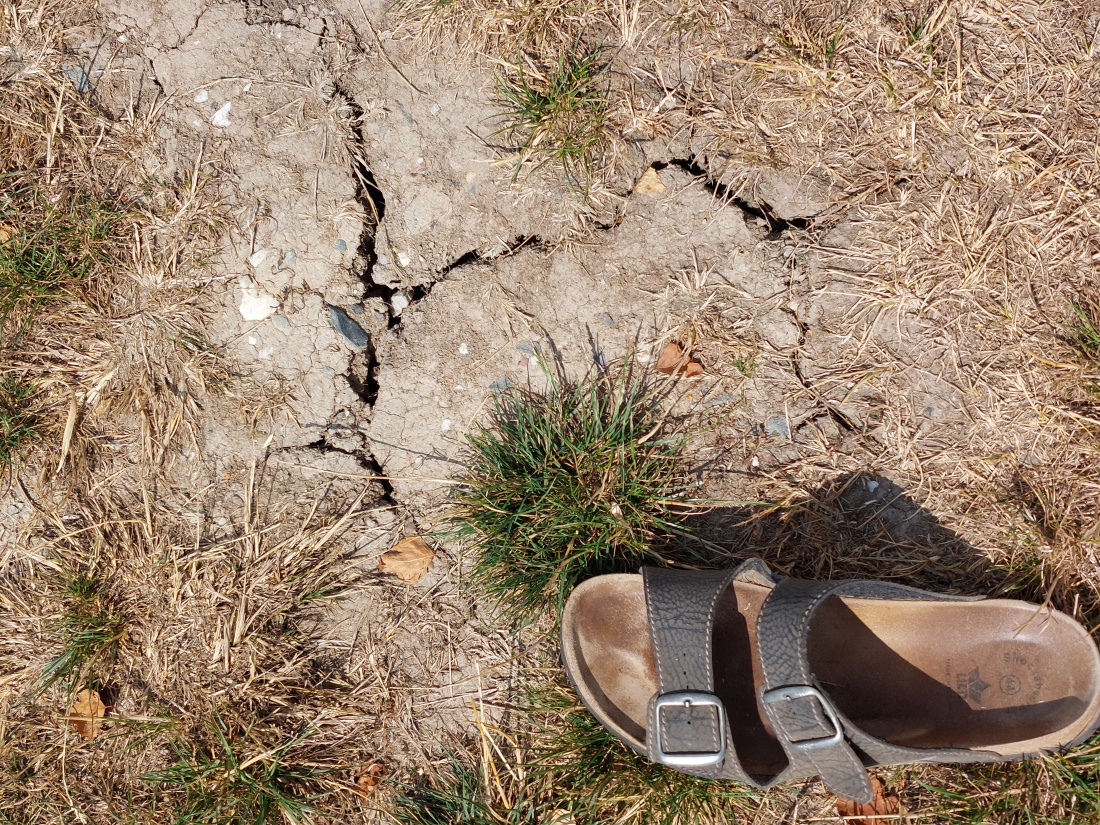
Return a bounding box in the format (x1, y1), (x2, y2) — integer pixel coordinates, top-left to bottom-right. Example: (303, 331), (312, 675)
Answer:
(760, 684), (844, 751)
(652, 691), (726, 769)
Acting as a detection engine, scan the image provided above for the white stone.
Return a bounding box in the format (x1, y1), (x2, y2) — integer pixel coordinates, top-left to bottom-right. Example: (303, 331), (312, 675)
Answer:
(441, 419), (453, 432)
(211, 101), (232, 127)
(458, 342), (469, 355)
(194, 89), (209, 103)
(391, 292), (410, 316)
(239, 279), (279, 320)
(248, 248), (271, 268)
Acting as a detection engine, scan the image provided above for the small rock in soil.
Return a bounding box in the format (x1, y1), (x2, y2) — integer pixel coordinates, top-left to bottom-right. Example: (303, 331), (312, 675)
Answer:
(764, 415), (790, 439)
(239, 279), (279, 320)
(328, 305), (370, 351)
(249, 248), (273, 269)
(211, 101), (232, 127)
(391, 291), (410, 316)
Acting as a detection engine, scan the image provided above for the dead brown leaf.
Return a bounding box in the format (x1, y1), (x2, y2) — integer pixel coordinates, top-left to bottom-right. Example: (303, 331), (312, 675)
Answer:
(655, 342), (704, 378)
(68, 688), (106, 741)
(352, 761), (385, 799)
(634, 167), (666, 194)
(0, 225), (12, 244)
(378, 536), (435, 583)
(835, 774), (904, 824)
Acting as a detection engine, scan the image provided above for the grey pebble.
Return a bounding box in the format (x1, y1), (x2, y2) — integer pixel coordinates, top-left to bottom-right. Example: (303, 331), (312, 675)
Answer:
(600, 313), (614, 327)
(335, 239), (347, 252)
(327, 305), (370, 351)
(271, 314), (291, 332)
(489, 376), (514, 394)
(702, 393), (739, 408)
(280, 249), (297, 267)
(62, 62), (89, 93)
(764, 415), (790, 439)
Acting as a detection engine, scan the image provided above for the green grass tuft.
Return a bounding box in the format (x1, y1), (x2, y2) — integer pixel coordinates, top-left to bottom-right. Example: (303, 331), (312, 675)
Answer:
(0, 377), (40, 469)
(143, 718), (325, 825)
(450, 362), (695, 621)
(0, 190), (122, 326)
(390, 756), (532, 825)
(1067, 300), (1100, 365)
(32, 571), (126, 698)
(493, 49), (610, 192)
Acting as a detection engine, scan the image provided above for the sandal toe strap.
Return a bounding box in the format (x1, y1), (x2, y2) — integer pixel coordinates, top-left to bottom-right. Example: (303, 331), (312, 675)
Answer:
(756, 575), (969, 802)
(641, 565), (752, 781)
(756, 577), (874, 801)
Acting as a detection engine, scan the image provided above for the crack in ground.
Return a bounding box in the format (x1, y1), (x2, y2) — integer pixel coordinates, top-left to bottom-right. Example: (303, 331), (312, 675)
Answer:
(362, 235), (547, 329)
(666, 158), (811, 239)
(314, 81), (402, 503)
(440, 233), (546, 274)
(788, 312), (856, 433)
(302, 438), (397, 501)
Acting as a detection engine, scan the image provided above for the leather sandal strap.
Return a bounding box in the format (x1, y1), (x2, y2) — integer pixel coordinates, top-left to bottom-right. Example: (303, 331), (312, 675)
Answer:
(755, 575), (971, 802)
(641, 565), (761, 782)
(756, 577), (873, 801)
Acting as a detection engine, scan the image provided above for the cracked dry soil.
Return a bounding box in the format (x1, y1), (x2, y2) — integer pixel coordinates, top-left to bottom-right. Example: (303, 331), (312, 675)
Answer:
(73, 0), (988, 780)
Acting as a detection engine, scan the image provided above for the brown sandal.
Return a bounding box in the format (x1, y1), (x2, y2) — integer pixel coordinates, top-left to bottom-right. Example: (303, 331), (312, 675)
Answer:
(560, 559), (1100, 802)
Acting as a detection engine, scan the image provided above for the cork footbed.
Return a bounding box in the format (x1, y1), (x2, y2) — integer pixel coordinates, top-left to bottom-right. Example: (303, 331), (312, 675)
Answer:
(561, 574), (1100, 775)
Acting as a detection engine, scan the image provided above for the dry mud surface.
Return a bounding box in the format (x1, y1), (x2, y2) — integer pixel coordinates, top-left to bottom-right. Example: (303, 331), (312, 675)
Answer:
(33, 0), (1096, 794)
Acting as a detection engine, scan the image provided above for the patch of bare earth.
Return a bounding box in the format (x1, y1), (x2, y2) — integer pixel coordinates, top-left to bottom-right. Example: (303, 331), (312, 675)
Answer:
(1, 0), (1099, 822)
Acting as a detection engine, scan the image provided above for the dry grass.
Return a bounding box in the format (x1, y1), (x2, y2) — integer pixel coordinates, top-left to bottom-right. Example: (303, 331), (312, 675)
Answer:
(390, 677), (805, 825)
(391, 0), (1100, 820)
(2, 0), (1099, 821)
(0, 0), (225, 480)
(0, 462), (387, 823)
